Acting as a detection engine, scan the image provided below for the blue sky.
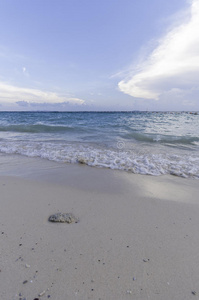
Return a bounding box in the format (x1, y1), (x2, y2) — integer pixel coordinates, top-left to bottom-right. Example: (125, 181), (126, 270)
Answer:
(0, 0), (198, 111)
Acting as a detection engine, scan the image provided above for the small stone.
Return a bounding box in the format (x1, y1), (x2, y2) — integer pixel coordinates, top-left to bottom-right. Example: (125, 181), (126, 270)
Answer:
(25, 264), (30, 268)
(23, 280), (28, 284)
(126, 290), (132, 294)
(39, 290), (46, 296)
(192, 291), (196, 295)
(48, 213), (78, 223)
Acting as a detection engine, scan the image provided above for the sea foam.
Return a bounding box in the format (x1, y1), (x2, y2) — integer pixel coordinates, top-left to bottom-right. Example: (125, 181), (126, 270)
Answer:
(0, 111), (198, 178)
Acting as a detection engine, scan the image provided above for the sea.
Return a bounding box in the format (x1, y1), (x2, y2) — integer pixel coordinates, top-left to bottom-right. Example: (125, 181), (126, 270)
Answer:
(0, 111), (199, 179)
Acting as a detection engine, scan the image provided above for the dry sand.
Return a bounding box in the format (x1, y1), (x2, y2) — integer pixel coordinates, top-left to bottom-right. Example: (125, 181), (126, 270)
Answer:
(0, 159), (199, 300)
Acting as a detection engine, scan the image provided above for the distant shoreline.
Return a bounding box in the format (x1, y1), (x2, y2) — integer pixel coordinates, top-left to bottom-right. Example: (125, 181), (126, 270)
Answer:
(0, 110), (198, 113)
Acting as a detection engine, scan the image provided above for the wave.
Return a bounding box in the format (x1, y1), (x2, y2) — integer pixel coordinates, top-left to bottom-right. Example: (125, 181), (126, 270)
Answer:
(0, 124), (77, 133)
(0, 112), (198, 178)
(0, 141), (198, 179)
(124, 132), (199, 145)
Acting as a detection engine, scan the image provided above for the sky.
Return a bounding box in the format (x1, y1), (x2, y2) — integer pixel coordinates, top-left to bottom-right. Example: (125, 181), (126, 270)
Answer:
(0, 0), (198, 111)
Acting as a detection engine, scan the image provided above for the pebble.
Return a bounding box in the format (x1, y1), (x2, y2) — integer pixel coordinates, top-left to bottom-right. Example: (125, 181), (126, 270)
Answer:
(39, 290), (46, 296)
(48, 213), (78, 223)
(25, 264), (30, 268)
(192, 291), (196, 295)
(126, 290), (132, 294)
(23, 280), (28, 284)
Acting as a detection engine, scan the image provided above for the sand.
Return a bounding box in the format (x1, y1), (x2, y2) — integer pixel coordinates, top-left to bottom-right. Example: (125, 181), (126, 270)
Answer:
(0, 157), (199, 300)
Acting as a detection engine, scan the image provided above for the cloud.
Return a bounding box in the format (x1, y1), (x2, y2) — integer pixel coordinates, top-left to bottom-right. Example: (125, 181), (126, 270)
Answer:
(118, 0), (199, 101)
(0, 82), (85, 106)
(22, 66), (30, 78)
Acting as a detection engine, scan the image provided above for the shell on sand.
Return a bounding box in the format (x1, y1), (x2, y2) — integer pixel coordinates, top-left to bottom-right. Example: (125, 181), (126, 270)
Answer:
(48, 213), (78, 223)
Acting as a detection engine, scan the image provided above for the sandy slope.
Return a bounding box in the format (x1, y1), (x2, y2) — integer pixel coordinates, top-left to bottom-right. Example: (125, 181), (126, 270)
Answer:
(0, 161), (199, 300)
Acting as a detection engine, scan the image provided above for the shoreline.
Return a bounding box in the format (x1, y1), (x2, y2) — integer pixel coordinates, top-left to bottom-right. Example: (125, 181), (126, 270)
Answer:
(1, 156), (199, 299)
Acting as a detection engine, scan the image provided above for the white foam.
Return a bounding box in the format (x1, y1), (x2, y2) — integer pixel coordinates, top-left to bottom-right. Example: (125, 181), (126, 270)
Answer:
(0, 140), (198, 179)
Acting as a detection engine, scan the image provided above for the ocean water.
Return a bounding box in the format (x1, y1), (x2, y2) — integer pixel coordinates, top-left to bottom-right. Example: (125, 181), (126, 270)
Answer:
(0, 111), (199, 178)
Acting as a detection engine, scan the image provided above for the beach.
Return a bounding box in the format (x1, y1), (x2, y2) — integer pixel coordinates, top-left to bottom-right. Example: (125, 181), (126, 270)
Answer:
(1, 0), (199, 297)
(1, 156), (199, 300)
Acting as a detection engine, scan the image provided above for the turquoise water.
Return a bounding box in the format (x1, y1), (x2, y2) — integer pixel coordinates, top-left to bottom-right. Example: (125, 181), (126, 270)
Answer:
(0, 111), (199, 178)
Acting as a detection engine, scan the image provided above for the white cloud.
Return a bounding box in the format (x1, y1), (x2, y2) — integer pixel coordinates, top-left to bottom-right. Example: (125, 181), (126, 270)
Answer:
(22, 66), (30, 78)
(0, 82), (85, 106)
(118, 0), (199, 101)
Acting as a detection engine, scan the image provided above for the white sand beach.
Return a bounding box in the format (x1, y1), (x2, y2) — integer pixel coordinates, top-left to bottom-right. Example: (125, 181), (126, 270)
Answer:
(0, 158), (199, 300)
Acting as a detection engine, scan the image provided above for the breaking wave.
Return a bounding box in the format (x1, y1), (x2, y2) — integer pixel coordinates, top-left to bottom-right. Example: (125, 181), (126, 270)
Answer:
(0, 140), (198, 178)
